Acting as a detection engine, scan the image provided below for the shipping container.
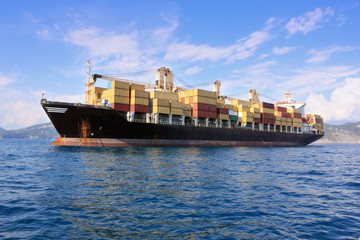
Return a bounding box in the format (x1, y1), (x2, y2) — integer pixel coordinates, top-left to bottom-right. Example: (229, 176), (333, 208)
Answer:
(253, 102), (274, 109)
(274, 106), (287, 112)
(217, 108), (229, 114)
(170, 108), (184, 116)
(230, 99), (251, 106)
(150, 90), (178, 101)
(130, 89), (150, 99)
(218, 114), (230, 120)
(193, 110), (217, 119)
(150, 98), (170, 107)
(130, 97), (149, 106)
(110, 103), (130, 112)
(111, 80), (130, 90)
(193, 103), (217, 112)
(259, 107), (275, 114)
(104, 95), (130, 105)
(129, 83), (146, 91)
(150, 106), (170, 114)
(130, 104), (149, 113)
(103, 88), (130, 98)
(193, 96), (217, 105)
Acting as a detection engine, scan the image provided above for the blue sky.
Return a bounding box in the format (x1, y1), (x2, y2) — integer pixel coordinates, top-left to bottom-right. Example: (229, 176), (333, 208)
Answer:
(0, 0), (359, 129)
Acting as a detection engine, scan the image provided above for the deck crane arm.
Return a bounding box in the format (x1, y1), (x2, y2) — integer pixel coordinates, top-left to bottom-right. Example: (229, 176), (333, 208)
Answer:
(91, 74), (156, 89)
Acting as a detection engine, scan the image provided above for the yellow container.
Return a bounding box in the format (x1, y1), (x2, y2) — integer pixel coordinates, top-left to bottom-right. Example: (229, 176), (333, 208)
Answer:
(225, 104), (234, 110)
(260, 107), (274, 114)
(231, 99), (250, 106)
(183, 104), (191, 111)
(250, 107), (260, 113)
(218, 114), (229, 120)
(193, 89), (217, 98)
(287, 107), (302, 114)
(150, 90), (178, 101)
(253, 113), (261, 118)
(237, 106), (250, 112)
(111, 81), (130, 90)
(130, 97), (149, 106)
(217, 98), (226, 104)
(171, 108), (184, 116)
(129, 83), (145, 91)
(184, 110), (191, 117)
(151, 106), (170, 114)
(102, 88), (130, 98)
(130, 89), (149, 99)
(193, 96), (217, 105)
(170, 100), (183, 109)
(105, 96), (130, 104)
(150, 98), (170, 107)
(238, 112), (254, 118)
(217, 102), (225, 108)
(242, 117), (254, 123)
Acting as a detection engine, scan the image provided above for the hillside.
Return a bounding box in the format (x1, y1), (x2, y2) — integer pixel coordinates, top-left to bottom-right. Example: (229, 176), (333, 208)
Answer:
(316, 122), (360, 144)
(0, 126), (6, 132)
(0, 123), (57, 139)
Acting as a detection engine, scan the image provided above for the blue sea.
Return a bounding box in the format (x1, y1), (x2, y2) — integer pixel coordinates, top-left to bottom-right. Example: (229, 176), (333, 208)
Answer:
(0, 139), (359, 239)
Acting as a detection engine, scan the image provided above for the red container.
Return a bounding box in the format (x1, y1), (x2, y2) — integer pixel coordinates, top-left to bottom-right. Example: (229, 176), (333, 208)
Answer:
(193, 103), (216, 112)
(291, 113), (302, 118)
(274, 106), (287, 112)
(130, 104), (149, 113)
(111, 103), (129, 112)
(217, 108), (229, 114)
(261, 113), (275, 119)
(259, 102), (274, 109)
(193, 110), (217, 119)
(180, 98), (185, 103)
(254, 118), (261, 124)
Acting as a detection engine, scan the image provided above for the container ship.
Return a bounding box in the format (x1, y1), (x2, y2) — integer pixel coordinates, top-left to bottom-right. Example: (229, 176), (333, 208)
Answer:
(41, 63), (324, 147)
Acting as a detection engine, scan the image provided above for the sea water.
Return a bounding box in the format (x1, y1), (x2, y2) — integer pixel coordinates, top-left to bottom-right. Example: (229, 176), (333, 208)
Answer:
(0, 138), (359, 239)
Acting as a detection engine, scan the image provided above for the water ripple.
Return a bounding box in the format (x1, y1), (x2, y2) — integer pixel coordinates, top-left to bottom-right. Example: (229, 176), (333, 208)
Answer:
(0, 140), (359, 239)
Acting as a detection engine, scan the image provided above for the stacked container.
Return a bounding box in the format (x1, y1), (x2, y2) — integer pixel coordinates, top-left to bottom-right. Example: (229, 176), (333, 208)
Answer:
(253, 102), (275, 125)
(130, 89), (149, 113)
(179, 89), (217, 119)
(217, 102), (229, 120)
(170, 100), (184, 116)
(227, 105), (238, 121)
(306, 114), (323, 132)
(274, 106), (287, 127)
(287, 108), (302, 128)
(103, 80), (130, 112)
(149, 98), (171, 114)
(150, 90), (178, 101)
(250, 106), (261, 123)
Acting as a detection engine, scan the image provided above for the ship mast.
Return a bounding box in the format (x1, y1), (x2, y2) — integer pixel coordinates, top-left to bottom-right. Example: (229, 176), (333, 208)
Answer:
(85, 60), (93, 104)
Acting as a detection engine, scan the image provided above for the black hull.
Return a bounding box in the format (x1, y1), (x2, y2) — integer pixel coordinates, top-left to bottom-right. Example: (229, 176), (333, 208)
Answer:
(41, 101), (324, 147)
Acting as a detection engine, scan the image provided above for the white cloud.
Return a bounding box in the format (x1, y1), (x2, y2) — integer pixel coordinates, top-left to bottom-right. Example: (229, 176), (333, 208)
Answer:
(165, 26), (272, 63)
(0, 74), (13, 89)
(65, 27), (139, 58)
(273, 46), (296, 55)
(285, 7), (334, 37)
(306, 78), (360, 121)
(306, 45), (359, 64)
(278, 66), (360, 96)
(184, 66), (202, 75)
(36, 29), (50, 38)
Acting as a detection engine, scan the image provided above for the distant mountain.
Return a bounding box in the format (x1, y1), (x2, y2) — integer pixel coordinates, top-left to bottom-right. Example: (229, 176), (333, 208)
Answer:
(0, 126), (6, 132)
(317, 122), (360, 144)
(0, 123), (57, 139)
